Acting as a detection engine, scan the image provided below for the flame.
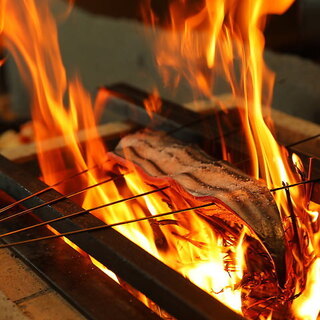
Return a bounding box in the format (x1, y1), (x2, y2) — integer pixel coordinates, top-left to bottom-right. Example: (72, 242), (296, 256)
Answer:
(2, 0), (320, 319)
(292, 258), (320, 320)
(143, 87), (162, 119)
(1, 0), (249, 315)
(0, 57), (6, 67)
(143, 0), (319, 318)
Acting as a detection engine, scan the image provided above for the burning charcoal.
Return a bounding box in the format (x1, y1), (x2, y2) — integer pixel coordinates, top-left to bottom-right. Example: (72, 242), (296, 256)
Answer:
(115, 129), (286, 287)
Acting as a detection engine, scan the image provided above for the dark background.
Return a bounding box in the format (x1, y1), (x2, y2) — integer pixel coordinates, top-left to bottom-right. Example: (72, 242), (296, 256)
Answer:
(69, 0), (320, 62)
(1, 0), (320, 124)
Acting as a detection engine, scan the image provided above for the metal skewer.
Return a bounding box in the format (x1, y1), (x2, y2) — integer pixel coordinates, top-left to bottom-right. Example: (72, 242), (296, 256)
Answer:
(0, 158), (112, 214)
(0, 186), (169, 237)
(270, 177), (320, 192)
(0, 115), (211, 215)
(166, 114), (242, 142)
(0, 202), (214, 249)
(232, 134), (320, 168)
(0, 174), (127, 223)
(2, 172), (317, 238)
(286, 133), (320, 148)
(1, 122), (318, 233)
(3, 118), (317, 215)
(166, 116), (209, 135)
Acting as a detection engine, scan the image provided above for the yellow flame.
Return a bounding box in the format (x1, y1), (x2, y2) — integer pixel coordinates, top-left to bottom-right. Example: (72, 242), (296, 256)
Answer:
(292, 259), (320, 320)
(143, 87), (162, 119)
(142, 0), (320, 318)
(4, 0), (320, 319)
(1, 0), (250, 315)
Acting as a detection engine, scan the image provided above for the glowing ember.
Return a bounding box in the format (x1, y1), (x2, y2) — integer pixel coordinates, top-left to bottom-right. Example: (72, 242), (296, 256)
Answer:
(1, 0), (320, 319)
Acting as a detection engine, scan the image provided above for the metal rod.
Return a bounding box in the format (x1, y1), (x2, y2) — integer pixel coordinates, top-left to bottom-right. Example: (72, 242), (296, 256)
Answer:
(166, 116), (208, 135)
(0, 202), (213, 249)
(167, 114), (242, 142)
(284, 183), (303, 257)
(232, 134), (320, 168)
(0, 186), (169, 234)
(0, 158), (112, 214)
(286, 134), (320, 148)
(0, 154), (242, 320)
(270, 177), (320, 192)
(306, 157), (315, 203)
(0, 174), (126, 223)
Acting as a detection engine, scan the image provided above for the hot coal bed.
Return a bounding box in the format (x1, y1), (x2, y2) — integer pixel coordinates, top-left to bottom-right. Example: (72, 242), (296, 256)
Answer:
(0, 84), (319, 320)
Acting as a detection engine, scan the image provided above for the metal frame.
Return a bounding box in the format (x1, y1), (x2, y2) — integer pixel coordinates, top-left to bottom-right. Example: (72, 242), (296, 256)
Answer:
(0, 189), (159, 320)
(0, 154), (242, 320)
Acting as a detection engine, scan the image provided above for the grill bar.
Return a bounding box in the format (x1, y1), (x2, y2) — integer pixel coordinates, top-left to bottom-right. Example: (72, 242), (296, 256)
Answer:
(0, 154), (242, 320)
(286, 133), (320, 148)
(0, 190), (160, 320)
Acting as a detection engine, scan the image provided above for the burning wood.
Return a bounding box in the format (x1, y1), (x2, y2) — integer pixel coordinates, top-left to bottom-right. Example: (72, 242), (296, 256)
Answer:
(115, 129), (286, 286)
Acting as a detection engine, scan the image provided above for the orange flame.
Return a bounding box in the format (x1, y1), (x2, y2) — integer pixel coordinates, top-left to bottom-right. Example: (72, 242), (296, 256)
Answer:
(143, 87), (162, 119)
(2, 0), (320, 319)
(0, 57), (6, 67)
(1, 0), (250, 315)
(142, 0), (320, 318)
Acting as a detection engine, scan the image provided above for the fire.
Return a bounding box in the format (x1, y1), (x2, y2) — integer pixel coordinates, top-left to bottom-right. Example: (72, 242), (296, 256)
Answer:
(143, 87), (162, 119)
(143, 0), (320, 318)
(0, 57), (6, 66)
(1, 0), (246, 315)
(2, 0), (320, 319)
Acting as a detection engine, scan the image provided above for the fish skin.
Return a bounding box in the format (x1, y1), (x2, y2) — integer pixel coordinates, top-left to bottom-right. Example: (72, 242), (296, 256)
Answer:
(115, 129), (287, 287)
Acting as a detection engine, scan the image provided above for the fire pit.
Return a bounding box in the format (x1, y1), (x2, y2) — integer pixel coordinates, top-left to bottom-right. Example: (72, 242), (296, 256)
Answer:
(1, 0), (320, 320)
(0, 84), (319, 319)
